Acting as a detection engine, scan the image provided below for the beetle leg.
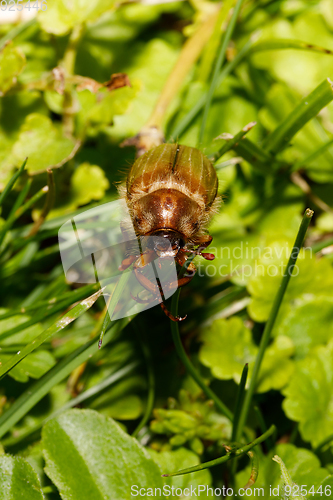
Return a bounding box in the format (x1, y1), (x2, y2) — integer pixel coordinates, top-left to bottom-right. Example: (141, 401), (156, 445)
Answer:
(130, 292), (156, 305)
(119, 254), (137, 271)
(134, 267), (159, 295)
(134, 262), (187, 322)
(119, 248), (157, 272)
(160, 302), (187, 322)
(184, 235), (215, 261)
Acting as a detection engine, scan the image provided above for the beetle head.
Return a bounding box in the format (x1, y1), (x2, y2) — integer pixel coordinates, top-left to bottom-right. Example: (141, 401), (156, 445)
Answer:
(147, 229), (185, 258)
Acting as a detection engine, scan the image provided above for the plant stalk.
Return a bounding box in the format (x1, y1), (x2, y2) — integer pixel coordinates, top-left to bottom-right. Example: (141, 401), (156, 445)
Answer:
(170, 288), (233, 421)
(236, 208), (314, 439)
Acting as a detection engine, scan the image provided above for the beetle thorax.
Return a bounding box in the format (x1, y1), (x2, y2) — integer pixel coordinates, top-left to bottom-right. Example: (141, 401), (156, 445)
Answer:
(130, 188), (202, 240)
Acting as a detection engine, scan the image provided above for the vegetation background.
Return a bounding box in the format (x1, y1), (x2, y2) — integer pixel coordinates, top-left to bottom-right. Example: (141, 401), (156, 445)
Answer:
(1, 0), (333, 498)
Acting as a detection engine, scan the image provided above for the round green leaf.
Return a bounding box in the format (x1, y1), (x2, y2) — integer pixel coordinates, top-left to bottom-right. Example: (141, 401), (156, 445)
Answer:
(283, 340), (333, 447)
(12, 114), (75, 174)
(38, 0), (116, 35)
(42, 409), (163, 499)
(0, 42), (26, 96)
(199, 317), (294, 393)
(0, 350), (56, 383)
(71, 163), (110, 206)
(0, 455), (44, 500)
(199, 317), (257, 383)
(149, 448), (215, 498)
(248, 248), (333, 358)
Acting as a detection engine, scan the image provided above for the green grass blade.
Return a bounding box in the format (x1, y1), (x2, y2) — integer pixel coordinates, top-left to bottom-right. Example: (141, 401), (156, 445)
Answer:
(263, 78), (333, 155)
(198, 0), (235, 84)
(0, 158), (27, 208)
(236, 208), (314, 438)
(291, 137), (333, 172)
(253, 406), (274, 450)
(199, 0), (245, 144)
(2, 361), (138, 447)
(9, 178), (32, 217)
(0, 317), (128, 439)
(211, 121), (257, 162)
(168, 39), (253, 141)
(231, 137), (275, 172)
(0, 19), (36, 49)
(162, 425), (276, 477)
(131, 321), (155, 438)
(0, 284), (101, 341)
(0, 283), (98, 320)
(0, 183), (48, 249)
(0, 288), (105, 380)
(171, 288), (233, 421)
(232, 363), (248, 442)
(250, 39), (333, 56)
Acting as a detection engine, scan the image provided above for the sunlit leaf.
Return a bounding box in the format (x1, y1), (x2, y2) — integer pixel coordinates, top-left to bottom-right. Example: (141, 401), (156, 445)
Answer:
(71, 163), (110, 205)
(283, 340), (333, 448)
(42, 409), (163, 499)
(150, 448), (215, 498)
(38, 0), (116, 35)
(0, 350), (56, 383)
(0, 455), (44, 500)
(0, 42), (25, 96)
(11, 114), (75, 174)
(199, 317), (294, 393)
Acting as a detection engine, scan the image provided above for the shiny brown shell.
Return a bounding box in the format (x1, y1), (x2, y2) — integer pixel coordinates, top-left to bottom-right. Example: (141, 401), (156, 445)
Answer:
(122, 144), (220, 244)
(126, 144), (218, 207)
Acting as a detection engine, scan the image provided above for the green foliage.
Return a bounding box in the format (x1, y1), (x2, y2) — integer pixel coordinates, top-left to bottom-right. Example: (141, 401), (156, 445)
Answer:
(283, 339), (333, 448)
(236, 443), (331, 498)
(42, 409), (163, 499)
(199, 317), (294, 392)
(0, 455), (44, 500)
(11, 114), (75, 174)
(150, 447), (215, 498)
(0, 42), (25, 96)
(38, 0), (116, 35)
(1, 0), (333, 497)
(150, 389), (232, 453)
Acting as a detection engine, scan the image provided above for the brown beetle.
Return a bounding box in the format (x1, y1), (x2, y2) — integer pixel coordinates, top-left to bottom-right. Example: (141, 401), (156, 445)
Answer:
(119, 143), (220, 321)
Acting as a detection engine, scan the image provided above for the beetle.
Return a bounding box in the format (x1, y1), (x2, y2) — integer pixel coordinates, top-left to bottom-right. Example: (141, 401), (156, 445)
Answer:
(118, 143), (220, 321)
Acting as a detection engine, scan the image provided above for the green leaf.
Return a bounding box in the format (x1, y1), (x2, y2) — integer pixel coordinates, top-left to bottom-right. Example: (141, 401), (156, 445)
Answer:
(283, 340), (333, 448)
(0, 308), (44, 346)
(263, 78), (333, 155)
(313, 477), (333, 500)
(149, 448), (214, 498)
(199, 317), (294, 393)
(42, 409), (163, 499)
(38, 0), (116, 35)
(0, 455), (44, 500)
(107, 38), (179, 139)
(0, 318), (127, 440)
(256, 336), (295, 393)
(236, 443), (329, 494)
(248, 248), (333, 358)
(0, 288), (104, 380)
(0, 42), (25, 96)
(87, 86), (136, 127)
(71, 163), (110, 205)
(199, 317), (257, 383)
(11, 114), (75, 174)
(0, 350), (56, 383)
